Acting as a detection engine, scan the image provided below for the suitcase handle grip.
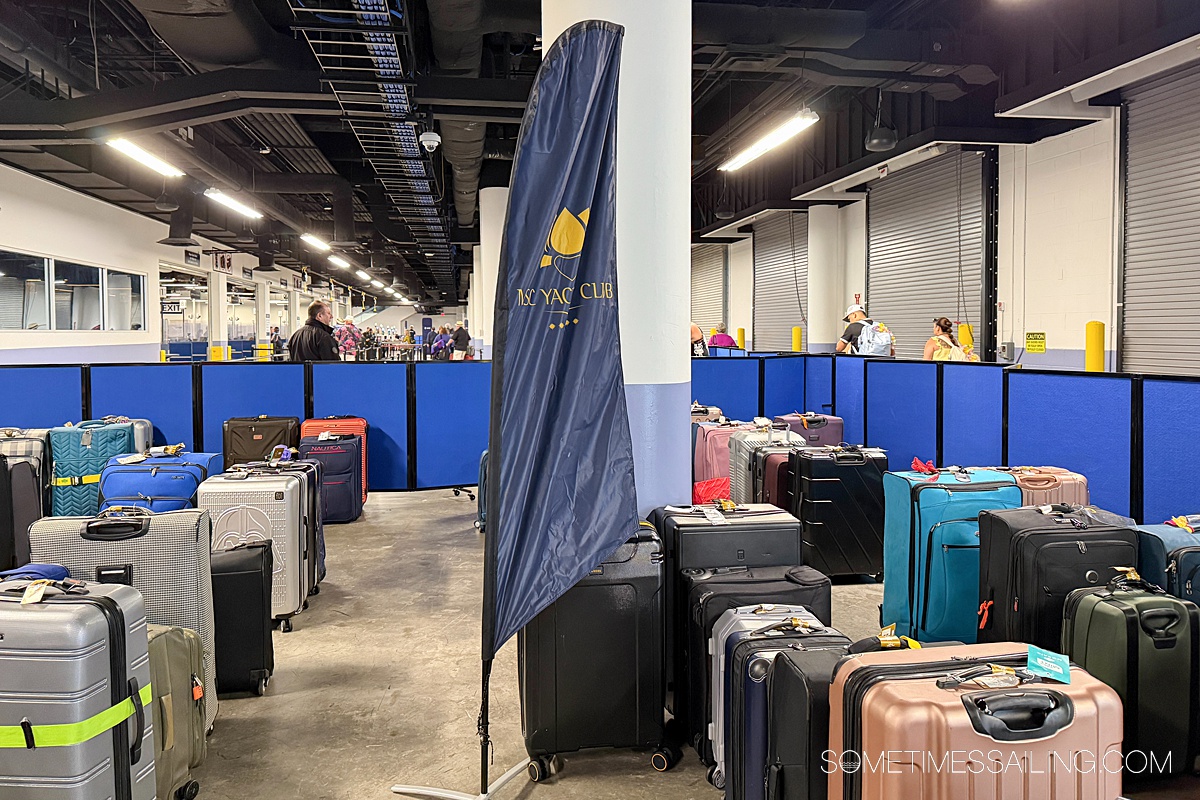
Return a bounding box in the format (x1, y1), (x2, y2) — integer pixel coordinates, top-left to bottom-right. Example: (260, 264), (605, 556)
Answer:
(81, 517), (151, 541)
(1020, 474), (1062, 489)
(964, 690), (1074, 742)
(1140, 608), (1182, 645)
(832, 450), (866, 465)
(128, 678), (146, 765)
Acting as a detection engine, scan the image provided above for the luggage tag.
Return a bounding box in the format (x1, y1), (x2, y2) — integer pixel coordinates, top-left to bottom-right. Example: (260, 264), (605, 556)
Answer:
(971, 664), (1021, 689)
(701, 507), (731, 526)
(116, 454), (147, 465)
(318, 431), (335, 441)
(1026, 645), (1071, 684)
(20, 580), (50, 605)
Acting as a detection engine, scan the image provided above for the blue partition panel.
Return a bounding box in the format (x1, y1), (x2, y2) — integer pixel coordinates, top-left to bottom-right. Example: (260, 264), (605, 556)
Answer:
(834, 357), (867, 444)
(762, 357), (806, 419)
(805, 356), (834, 415)
(200, 363), (306, 453)
(1143, 379), (1200, 523)
(941, 364), (1004, 467)
(865, 361), (937, 470)
(1007, 372), (1132, 516)
(415, 362), (491, 488)
(691, 358), (759, 421)
(0, 366), (83, 428)
(312, 362), (408, 491)
(91, 365), (194, 449)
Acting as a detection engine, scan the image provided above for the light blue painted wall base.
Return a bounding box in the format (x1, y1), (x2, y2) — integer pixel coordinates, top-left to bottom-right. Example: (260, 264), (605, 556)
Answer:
(0, 343), (160, 365)
(625, 381), (691, 517)
(1003, 349), (1115, 371)
(809, 343), (837, 353)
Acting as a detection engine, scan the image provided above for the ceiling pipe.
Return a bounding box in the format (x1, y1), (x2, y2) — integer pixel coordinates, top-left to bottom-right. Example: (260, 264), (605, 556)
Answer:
(362, 184), (418, 246)
(157, 187), (199, 246)
(250, 173), (355, 245)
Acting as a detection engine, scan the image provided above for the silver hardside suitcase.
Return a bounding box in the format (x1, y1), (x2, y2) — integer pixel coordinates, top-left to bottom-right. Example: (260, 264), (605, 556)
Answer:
(197, 472), (309, 631)
(0, 579), (156, 800)
(728, 426), (805, 504)
(99, 417), (153, 453)
(26, 508), (219, 730)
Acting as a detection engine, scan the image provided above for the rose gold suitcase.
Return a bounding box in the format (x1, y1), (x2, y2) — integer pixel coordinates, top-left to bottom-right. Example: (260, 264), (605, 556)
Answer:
(1009, 466), (1090, 506)
(827, 642), (1123, 800)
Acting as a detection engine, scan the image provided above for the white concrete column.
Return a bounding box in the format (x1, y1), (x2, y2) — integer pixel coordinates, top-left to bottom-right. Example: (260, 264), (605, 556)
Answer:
(288, 287), (302, 339)
(208, 270), (228, 359)
(807, 205), (841, 350)
(254, 279), (269, 357)
(840, 200), (867, 312)
(467, 267), (478, 348)
(478, 187), (508, 360)
(728, 238), (754, 350)
(544, 0), (691, 514)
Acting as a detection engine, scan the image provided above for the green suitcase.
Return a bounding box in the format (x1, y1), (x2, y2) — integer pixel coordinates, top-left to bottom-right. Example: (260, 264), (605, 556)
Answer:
(1063, 577), (1200, 777)
(147, 624), (208, 800)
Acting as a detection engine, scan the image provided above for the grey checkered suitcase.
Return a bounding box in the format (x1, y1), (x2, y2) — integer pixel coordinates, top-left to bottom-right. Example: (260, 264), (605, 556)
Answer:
(728, 426), (805, 505)
(0, 426), (50, 491)
(26, 508), (218, 730)
(197, 472), (308, 632)
(0, 578), (156, 800)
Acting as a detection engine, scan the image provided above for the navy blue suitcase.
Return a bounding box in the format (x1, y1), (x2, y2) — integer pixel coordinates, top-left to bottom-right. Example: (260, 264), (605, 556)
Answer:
(725, 623), (849, 800)
(1138, 523), (1200, 603)
(299, 435), (364, 523)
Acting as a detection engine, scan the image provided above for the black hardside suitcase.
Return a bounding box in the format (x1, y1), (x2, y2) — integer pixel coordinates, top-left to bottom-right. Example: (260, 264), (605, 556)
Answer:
(648, 505), (805, 716)
(794, 447), (887, 577)
(210, 542), (274, 695)
(680, 565), (832, 760)
(1, 453), (42, 569)
(728, 625), (850, 800)
(517, 527), (678, 779)
(222, 416), (300, 467)
(977, 505), (1139, 650)
(766, 646), (850, 800)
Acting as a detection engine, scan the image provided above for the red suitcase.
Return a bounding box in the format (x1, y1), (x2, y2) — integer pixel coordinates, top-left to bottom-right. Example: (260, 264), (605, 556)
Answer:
(302, 416), (368, 500)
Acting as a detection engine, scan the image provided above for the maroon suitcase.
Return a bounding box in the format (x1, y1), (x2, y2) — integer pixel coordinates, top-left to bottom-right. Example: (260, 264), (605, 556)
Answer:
(774, 413), (843, 446)
(760, 452), (792, 510)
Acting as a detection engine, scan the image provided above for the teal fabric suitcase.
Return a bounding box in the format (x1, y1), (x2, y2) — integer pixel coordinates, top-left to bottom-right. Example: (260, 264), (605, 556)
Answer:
(50, 421), (136, 516)
(880, 468), (1022, 643)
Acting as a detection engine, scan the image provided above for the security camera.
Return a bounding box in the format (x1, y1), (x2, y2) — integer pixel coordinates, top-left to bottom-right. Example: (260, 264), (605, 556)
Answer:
(419, 131), (441, 152)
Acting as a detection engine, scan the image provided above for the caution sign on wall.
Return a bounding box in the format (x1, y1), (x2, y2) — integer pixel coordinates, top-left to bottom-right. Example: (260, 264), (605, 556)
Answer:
(1025, 332), (1047, 354)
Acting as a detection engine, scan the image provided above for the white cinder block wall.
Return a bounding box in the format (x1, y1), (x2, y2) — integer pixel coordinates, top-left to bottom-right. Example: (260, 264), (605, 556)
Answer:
(727, 237), (754, 349)
(997, 116), (1119, 369)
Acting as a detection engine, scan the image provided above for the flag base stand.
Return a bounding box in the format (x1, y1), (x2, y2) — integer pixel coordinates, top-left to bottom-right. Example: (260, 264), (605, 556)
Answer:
(390, 758), (530, 800)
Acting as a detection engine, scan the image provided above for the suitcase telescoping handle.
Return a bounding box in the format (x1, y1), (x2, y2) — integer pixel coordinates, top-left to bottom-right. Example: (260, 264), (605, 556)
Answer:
(962, 690), (1074, 742)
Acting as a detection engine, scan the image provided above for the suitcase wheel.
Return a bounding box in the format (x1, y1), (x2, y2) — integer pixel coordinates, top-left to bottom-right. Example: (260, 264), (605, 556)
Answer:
(309, 584), (321, 596)
(706, 765), (725, 790)
(175, 780), (200, 800)
(281, 618), (294, 633)
(303, 600), (309, 611)
(528, 756), (555, 783)
(254, 676), (268, 697)
(651, 746), (680, 772)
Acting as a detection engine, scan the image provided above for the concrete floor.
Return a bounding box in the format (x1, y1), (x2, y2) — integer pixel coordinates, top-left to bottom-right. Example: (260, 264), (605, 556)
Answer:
(193, 492), (1198, 800)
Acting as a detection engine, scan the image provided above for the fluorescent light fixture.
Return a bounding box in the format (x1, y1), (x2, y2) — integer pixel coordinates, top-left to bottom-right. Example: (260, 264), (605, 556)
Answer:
(718, 108), (820, 172)
(300, 233), (331, 251)
(204, 189), (263, 219)
(355, 270), (371, 280)
(370, 279), (384, 288)
(106, 138), (184, 177)
(328, 256), (350, 269)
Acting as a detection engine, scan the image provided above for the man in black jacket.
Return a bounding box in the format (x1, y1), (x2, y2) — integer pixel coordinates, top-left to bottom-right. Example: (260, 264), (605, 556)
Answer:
(287, 300), (340, 361)
(451, 321), (471, 360)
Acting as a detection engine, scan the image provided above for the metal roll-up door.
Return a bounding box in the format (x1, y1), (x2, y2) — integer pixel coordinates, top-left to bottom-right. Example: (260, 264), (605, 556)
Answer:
(690, 244), (726, 334)
(1122, 62), (1200, 375)
(753, 212), (808, 351)
(867, 150), (984, 359)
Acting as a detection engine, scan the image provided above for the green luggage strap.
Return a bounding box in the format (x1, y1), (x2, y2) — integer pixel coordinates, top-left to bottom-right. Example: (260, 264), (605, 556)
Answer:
(0, 682), (152, 749)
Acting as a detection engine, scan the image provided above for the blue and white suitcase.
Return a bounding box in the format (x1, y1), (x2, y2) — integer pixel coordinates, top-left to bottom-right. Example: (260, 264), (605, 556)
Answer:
(49, 421), (136, 516)
(880, 468), (1022, 643)
(726, 618), (848, 800)
(707, 604), (823, 791)
(1138, 522), (1200, 603)
(98, 452), (223, 512)
(298, 435), (363, 523)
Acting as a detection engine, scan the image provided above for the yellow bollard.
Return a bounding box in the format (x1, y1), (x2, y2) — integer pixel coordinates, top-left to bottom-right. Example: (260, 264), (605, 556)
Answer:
(736, 327), (745, 349)
(710, 328), (717, 338)
(160, 350), (167, 363)
(957, 323), (974, 351)
(1085, 321), (1105, 372)
(792, 326), (803, 353)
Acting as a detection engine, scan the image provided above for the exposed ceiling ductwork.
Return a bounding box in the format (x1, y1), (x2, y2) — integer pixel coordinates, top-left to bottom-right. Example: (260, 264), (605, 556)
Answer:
(250, 173), (355, 246)
(692, 4), (868, 49)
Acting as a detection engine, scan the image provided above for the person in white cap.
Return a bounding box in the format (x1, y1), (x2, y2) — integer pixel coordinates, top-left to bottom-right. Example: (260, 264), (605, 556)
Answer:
(836, 303), (895, 356)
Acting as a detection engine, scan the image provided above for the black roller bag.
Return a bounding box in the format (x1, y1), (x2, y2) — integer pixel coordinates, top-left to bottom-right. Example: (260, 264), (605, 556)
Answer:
(793, 446), (887, 577)
(681, 564), (831, 763)
(210, 541), (274, 695)
(977, 504), (1139, 650)
(1, 453), (42, 569)
(517, 526), (678, 779)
